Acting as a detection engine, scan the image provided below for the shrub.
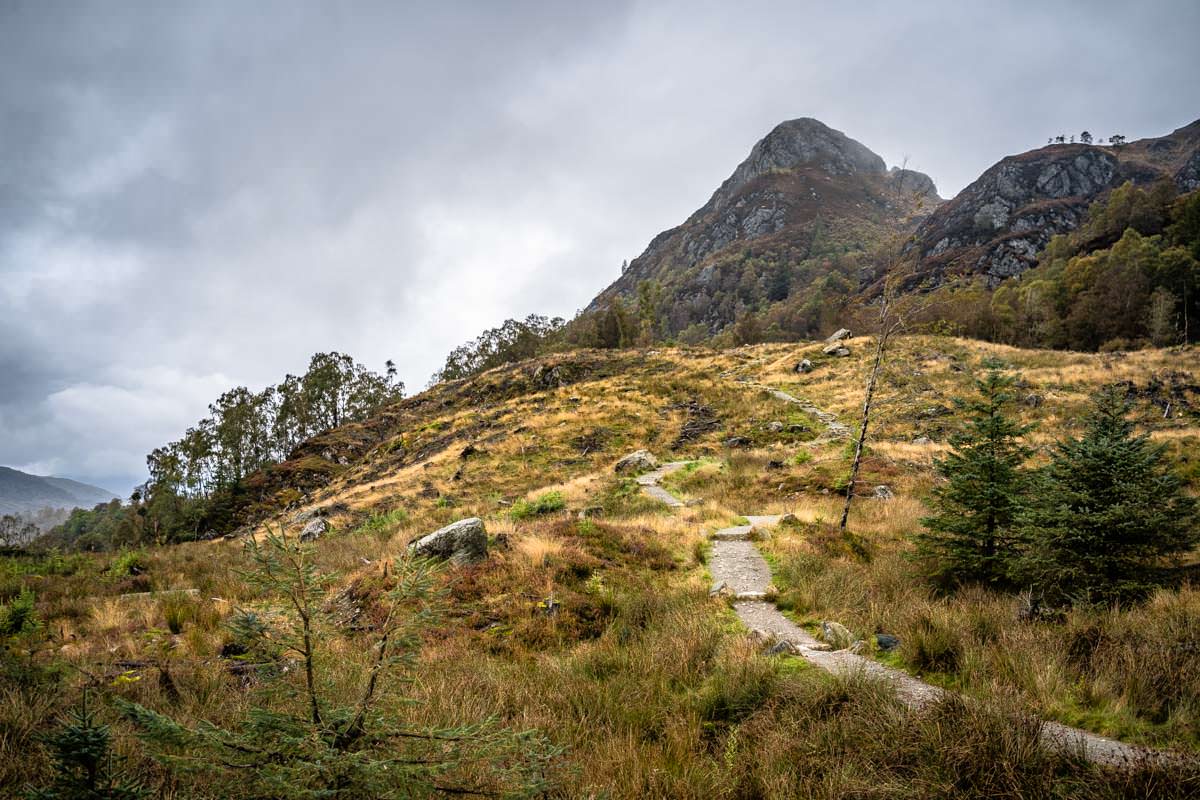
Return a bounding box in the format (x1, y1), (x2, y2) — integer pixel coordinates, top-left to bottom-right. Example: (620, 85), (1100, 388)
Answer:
(109, 550), (149, 578)
(510, 491), (566, 521)
(0, 588), (39, 638)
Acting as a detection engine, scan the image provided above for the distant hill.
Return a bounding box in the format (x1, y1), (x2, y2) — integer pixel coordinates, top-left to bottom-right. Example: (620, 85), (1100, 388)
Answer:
(0, 466), (120, 516)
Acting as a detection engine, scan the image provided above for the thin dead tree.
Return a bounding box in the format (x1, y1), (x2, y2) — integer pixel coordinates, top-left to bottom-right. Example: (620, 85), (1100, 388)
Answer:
(839, 163), (941, 531)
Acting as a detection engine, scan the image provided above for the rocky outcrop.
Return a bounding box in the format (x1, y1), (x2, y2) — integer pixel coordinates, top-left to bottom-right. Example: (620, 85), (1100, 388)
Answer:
(912, 119), (1200, 284)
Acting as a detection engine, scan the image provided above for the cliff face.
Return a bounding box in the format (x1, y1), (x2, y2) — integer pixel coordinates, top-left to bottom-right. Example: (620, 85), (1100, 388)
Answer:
(910, 120), (1200, 283)
(588, 118), (939, 333)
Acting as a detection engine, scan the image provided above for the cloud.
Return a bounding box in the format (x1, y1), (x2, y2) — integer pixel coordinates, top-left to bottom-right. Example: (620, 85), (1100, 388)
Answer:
(1, 0), (1198, 491)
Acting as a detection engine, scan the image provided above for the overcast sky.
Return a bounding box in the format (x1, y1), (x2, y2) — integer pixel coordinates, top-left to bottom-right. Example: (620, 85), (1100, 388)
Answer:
(2, 0), (1198, 494)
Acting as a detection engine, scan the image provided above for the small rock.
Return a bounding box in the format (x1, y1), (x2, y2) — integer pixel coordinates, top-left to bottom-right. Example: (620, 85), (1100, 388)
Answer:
(794, 358), (814, 374)
(912, 436), (933, 445)
(849, 639), (871, 655)
(1024, 393), (1044, 408)
(767, 421), (785, 433)
(409, 517), (488, 565)
(767, 640), (799, 656)
(766, 459), (785, 471)
(748, 628), (777, 646)
(805, 641), (834, 652)
(874, 633), (900, 651)
(300, 517), (328, 543)
(709, 580), (734, 598)
(724, 436), (752, 448)
(820, 620), (854, 650)
(614, 449), (660, 475)
(916, 404), (952, 420)
(873, 485), (895, 501)
(825, 328), (852, 343)
(779, 513), (800, 526)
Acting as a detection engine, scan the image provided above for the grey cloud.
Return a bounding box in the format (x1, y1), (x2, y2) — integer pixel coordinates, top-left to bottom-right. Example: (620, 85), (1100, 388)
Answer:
(2, 0), (1198, 492)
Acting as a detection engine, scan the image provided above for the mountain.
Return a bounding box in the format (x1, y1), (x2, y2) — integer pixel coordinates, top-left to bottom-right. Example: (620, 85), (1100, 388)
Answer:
(909, 119), (1200, 283)
(587, 118), (940, 336)
(0, 466), (119, 516)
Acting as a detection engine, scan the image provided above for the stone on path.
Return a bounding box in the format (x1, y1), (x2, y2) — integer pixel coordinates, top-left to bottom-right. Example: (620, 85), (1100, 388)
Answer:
(409, 517), (488, 565)
(820, 620), (855, 650)
(614, 449), (659, 475)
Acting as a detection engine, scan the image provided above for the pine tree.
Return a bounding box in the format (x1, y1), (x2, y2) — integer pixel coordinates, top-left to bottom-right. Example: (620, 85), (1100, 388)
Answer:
(1016, 386), (1198, 605)
(116, 528), (557, 798)
(914, 364), (1032, 587)
(25, 694), (145, 800)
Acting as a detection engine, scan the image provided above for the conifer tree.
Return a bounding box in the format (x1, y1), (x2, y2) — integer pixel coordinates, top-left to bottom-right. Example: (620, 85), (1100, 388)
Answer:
(116, 528), (557, 798)
(1016, 386), (1198, 605)
(25, 694), (144, 800)
(914, 363), (1032, 586)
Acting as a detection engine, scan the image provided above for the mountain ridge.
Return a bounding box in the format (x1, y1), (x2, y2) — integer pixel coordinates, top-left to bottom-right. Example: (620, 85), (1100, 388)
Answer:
(0, 466), (119, 516)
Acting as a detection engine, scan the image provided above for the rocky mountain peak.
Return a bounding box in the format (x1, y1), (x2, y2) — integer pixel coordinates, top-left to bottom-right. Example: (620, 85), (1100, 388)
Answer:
(716, 118), (888, 208)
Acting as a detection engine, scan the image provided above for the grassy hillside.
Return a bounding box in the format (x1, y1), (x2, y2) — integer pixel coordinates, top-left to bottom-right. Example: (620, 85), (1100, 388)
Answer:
(4, 337), (1200, 797)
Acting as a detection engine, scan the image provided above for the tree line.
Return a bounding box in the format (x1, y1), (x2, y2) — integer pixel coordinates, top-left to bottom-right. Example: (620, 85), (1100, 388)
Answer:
(43, 352), (402, 550)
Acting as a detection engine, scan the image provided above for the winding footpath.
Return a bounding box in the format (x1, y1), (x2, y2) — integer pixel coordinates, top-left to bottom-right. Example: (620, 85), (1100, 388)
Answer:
(637, 392), (1191, 770)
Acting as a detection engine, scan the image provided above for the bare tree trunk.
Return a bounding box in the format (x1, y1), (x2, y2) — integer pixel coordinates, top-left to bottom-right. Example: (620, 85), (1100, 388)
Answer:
(839, 330), (888, 530)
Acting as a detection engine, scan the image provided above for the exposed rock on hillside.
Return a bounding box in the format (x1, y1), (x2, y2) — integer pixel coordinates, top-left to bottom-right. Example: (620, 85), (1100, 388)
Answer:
(911, 119), (1200, 283)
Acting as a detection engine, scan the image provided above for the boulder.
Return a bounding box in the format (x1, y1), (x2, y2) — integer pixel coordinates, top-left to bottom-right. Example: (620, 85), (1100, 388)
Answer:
(825, 328), (852, 343)
(767, 420), (785, 433)
(409, 517), (488, 565)
(794, 358), (814, 374)
(820, 620), (854, 650)
(873, 485), (895, 501)
(767, 640), (800, 656)
(614, 449), (659, 475)
(822, 343), (850, 357)
(709, 580), (734, 598)
(300, 517), (328, 543)
(912, 436), (933, 445)
(723, 436), (752, 448)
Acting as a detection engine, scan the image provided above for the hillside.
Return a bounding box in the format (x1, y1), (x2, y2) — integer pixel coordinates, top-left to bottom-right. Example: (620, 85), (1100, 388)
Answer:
(6, 336), (1199, 795)
(911, 118), (1200, 282)
(586, 118), (940, 337)
(0, 466), (118, 516)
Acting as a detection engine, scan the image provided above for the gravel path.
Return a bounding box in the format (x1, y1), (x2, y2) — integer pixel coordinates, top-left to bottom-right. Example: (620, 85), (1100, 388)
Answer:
(636, 459), (1192, 770)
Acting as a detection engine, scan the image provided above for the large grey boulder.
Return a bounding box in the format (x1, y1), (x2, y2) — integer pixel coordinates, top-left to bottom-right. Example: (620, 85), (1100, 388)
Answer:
(794, 358), (814, 374)
(409, 517), (488, 565)
(300, 518), (328, 543)
(825, 328), (852, 343)
(614, 449), (659, 475)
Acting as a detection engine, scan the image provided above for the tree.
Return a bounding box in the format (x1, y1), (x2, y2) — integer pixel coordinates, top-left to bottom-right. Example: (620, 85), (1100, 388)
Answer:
(1015, 387), (1199, 605)
(1109, 134), (1126, 147)
(1080, 131), (1093, 145)
(913, 364), (1032, 586)
(118, 529), (557, 798)
(25, 694), (145, 800)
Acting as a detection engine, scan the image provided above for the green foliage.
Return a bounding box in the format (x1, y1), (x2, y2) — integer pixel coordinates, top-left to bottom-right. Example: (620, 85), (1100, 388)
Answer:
(0, 587), (39, 637)
(914, 364), (1032, 587)
(24, 695), (144, 800)
(974, 186), (1200, 351)
(434, 314), (566, 382)
(118, 528), (558, 798)
(108, 551), (148, 578)
(1016, 387), (1199, 605)
(510, 491), (566, 521)
(46, 352), (402, 551)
